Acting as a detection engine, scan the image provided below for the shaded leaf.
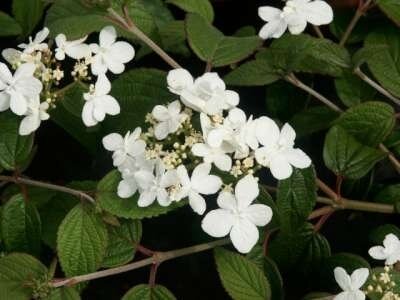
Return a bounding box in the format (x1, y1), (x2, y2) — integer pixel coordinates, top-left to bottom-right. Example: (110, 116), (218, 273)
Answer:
(122, 284), (176, 300)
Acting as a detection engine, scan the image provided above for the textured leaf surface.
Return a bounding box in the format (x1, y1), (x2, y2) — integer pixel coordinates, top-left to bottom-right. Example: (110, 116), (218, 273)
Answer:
(0, 12), (22, 36)
(377, 0), (400, 26)
(57, 204), (108, 277)
(0, 112), (34, 171)
(122, 284), (176, 300)
(323, 126), (385, 179)
(0, 253), (47, 300)
(1, 194), (41, 255)
(214, 247), (271, 300)
(167, 0), (214, 22)
(186, 14), (262, 67)
(45, 287), (81, 300)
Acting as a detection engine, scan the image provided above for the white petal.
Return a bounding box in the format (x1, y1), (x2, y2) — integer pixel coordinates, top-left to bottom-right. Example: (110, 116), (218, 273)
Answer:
(82, 101), (97, 126)
(180, 88), (204, 112)
(34, 27), (49, 43)
(55, 50), (66, 61)
(258, 6), (283, 22)
(14, 63), (36, 80)
(154, 122), (170, 140)
(168, 100), (181, 115)
(109, 41), (135, 63)
(333, 291), (357, 300)
(285, 148), (312, 169)
(91, 54), (107, 75)
(217, 192), (237, 210)
(135, 171), (154, 189)
(207, 128), (225, 148)
(167, 68), (194, 95)
(304, 1), (334, 25)
(235, 175), (259, 210)
(9, 93), (28, 116)
(15, 77), (43, 97)
(103, 55), (125, 74)
(101, 95), (120, 116)
(383, 233), (400, 250)
(0, 92), (10, 111)
(99, 26), (117, 48)
(259, 19), (288, 39)
(201, 209), (234, 237)
(93, 104), (106, 122)
(188, 191), (207, 215)
(230, 219), (259, 253)
(270, 155), (293, 180)
(224, 90), (239, 108)
(161, 170), (178, 188)
(127, 140), (146, 157)
(213, 154), (232, 172)
(19, 115), (40, 135)
(138, 190), (157, 207)
(157, 189), (171, 207)
(95, 74), (111, 96)
(177, 165), (191, 187)
(368, 246), (387, 260)
(118, 179), (137, 198)
(192, 143), (210, 157)
(334, 267), (352, 291)
(279, 123), (296, 147)
(65, 44), (91, 60)
(350, 268), (369, 290)
(287, 15), (308, 35)
(152, 105), (169, 121)
(0, 62), (13, 84)
(256, 116), (280, 147)
(244, 204), (273, 226)
(254, 147), (271, 166)
(102, 133), (124, 151)
(55, 33), (66, 48)
(2, 48), (22, 66)
(192, 174), (222, 195)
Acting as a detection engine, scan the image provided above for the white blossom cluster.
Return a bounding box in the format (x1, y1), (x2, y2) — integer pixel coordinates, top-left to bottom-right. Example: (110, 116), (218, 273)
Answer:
(0, 25), (134, 135)
(258, 0), (334, 39)
(333, 233), (400, 300)
(103, 68), (312, 253)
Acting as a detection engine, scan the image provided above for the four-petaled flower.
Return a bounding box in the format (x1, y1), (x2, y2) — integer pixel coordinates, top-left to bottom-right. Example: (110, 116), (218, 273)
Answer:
(18, 27), (49, 54)
(55, 34), (91, 61)
(333, 267), (369, 300)
(369, 233), (400, 265)
(176, 163), (222, 215)
(258, 0), (333, 40)
(152, 100), (186, 140)
(82, 74), (120, 126)
(0, 62), (42, 115)
(90, 26), (135, 75)
(202, 175), (272, 253)
(255, 117), (311, 180)
(19, 96), (49, 135)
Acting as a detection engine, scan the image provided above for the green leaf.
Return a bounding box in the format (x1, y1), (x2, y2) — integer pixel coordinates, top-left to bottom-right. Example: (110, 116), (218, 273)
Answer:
(263, 257), (284, 300)
(290, 106), (340, 137)
(45, 287), (80, 300)
(0, 253), (47, 300)
(277, 167), (317, 232)
(57, 203), (108, 277)
(299, 233), (331, 274)
(12, 0), (44, 37)
(335, 102), (395, 147)
(323, 126), (385, 179)
(186, 13), (262, 67)
(97, 170), (185, 219)
(334, 71), (376, 107)
(102, 219), (142, 268)
(167, 0), (214, 23)
(377, 0), (400, 26)
(224, 59), (280, 86)
(214, 247), (271, 300)
(260, 34), (351, 77)
(0, 12), (22, 36)
(104, 68), (174, 134)
(122, 284), (176, 300)
(1, 194), (41, 256)
(374, 184), (400, 205)
(352, 44), (389, 68)
(0, 111), (34, 171)
(369, 224), (400, 245)
(365, 26), (400, 98)
(329, 12), (370, 44)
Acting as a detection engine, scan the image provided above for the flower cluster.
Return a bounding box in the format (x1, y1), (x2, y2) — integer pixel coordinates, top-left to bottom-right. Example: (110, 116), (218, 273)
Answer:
(258, 0), (334, 39)
(0, 25), (134, 135)
(103, 68), (312, 253)
(333, 233), (400, 300)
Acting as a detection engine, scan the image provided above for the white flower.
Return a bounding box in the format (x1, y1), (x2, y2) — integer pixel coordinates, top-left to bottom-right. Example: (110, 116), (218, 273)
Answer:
(202, 175), (272, 253)
(333, 267), (369, 300)
(82, 74), (120, 126)
(192, 142), (233, 172)
(102, 128), (146, 169)
(0, 62), (42, 115)
(176, 163), (222, 215)
(18, 27), (49, 54)
(152, 101), (186, 140)
(368, 234), (400, 265)
(19, 96), (49, 135)
(2, 48), (22, 65)
(258, 0), (333, 39)
(134, 160), (178, 207)
(55, 34), (91, 61)
(254, 117), (311, 180)
(90, 26), (135, 75)
(167, 69), (239, 115)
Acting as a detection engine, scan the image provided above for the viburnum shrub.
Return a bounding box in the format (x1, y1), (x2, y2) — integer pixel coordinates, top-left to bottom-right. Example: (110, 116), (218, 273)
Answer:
(0, 0), (399, 299)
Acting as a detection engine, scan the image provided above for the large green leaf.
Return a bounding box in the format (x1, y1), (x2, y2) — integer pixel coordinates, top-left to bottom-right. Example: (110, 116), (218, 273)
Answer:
(377, 0), (400, 26)
(258, 34), (351, 77)
(0, 112), (34, 171)
(335, 101), (395, 147)
(102, 219), (142, 268)
(104, 68), (174, 134)
(323, 126), (385, 179)
(0, 253), (47, 300)
(12, 0), (44, 37)
(365, 26), (400, 97)
(374, 184), (400, 205)
(167, 0), (214, 22)
(263, 257), (284, 300)
(214, 247), (271, 300)
(186, 13), (262, 67)
(122, 284), (176, 300)
(277, 167), (317, 232)
(57, 203), (108, 277)
(45, 287), (80, 300)
(96, 170), (185, 219)
(0, 12), (22, 36)
(1, 194), (41, 256)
